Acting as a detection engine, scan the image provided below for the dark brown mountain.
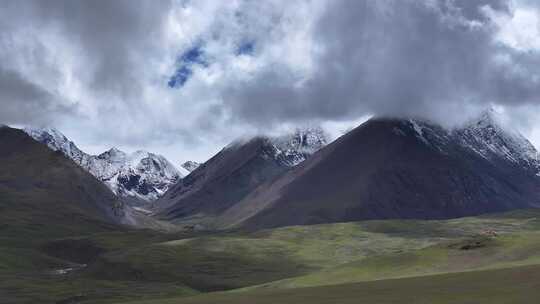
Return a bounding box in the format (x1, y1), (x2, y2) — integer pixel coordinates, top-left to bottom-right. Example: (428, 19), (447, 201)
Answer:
(155, 138), (292, 224)
(215, 116), (540, 229)
(0, 126), (132, 237)
(154, 128), (328, 225)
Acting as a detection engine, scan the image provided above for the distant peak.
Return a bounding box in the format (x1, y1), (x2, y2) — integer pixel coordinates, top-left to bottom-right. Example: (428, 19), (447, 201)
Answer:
(181, 161), (200, 172)
(293, 125), (325, 134)
(24, 126), (65, 137)
(108, 147), (123, 153)
(468, 108), (502, 127)
(98, 147), (127, 159)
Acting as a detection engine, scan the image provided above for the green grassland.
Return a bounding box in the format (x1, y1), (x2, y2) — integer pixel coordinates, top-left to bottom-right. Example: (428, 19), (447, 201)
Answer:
(3, 208), (540, 303)
(121, 264), (540, 304)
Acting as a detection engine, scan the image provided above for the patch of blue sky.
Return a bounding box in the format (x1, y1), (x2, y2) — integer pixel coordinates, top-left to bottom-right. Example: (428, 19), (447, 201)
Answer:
(236, 41), (254, 56)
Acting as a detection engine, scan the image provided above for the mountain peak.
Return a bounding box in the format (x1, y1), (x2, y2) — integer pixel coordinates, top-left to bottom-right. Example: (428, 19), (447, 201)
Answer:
(268, 126), (329, 166)
(24, 126), (69, 143)
(466, 108), (504, 129)
(181, 161), (200, 172)
(155, 127), (329, 219)
(98, 147), (128, 161)
(106, 147), (125, 154)
(455, 110), (539, 171)
(24, 127), (182, 205)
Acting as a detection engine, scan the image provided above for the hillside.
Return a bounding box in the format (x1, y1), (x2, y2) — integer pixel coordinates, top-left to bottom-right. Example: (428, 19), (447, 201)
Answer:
(216, 114), (540, 229)
(4, 189), (540, 304)
(120, 265), (540, 304)
(0, 126), (131, 231)
(155, 128), (328, 226)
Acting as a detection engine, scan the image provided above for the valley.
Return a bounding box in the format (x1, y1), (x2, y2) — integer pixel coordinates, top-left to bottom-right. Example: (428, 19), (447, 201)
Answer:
(3, 209), (540, 303)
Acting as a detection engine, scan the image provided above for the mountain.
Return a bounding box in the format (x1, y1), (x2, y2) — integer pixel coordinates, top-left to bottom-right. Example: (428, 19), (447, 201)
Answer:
(0, 126), (133, 230)
(179, 161), (201, 176)
(24, 127), (181, 205)
(92, 148), (182, 204)
(455, 109), (539, 174)
(211, 111), (540, 229)
(154, 127), (329, 224)
(23, 127), (90, 164)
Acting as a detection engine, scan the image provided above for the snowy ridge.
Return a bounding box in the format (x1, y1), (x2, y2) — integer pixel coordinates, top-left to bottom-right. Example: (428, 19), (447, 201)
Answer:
(223, 127), (329, 167)
(455, 110), (539, 171)
(24, 127), (182, 204)
(390, 111), (539, 175)
(24, 127), (90, 164)
(408, 119), (430, 145)
(91, 148), (182, 202)
(267, 127), (329, 166)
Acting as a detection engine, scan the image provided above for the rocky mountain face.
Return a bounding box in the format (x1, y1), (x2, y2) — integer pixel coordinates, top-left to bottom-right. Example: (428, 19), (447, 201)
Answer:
(454, 110), (539, 174)
(24, 128), (182, 205)
(91, 148), (182, 204)
(206, 111), (540, 230)
(268, 127), (329, 166)
(154, 127), (329, 223)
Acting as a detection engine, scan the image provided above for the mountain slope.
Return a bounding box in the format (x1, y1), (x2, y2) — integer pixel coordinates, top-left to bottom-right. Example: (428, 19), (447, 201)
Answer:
(217, 114), (540, 229)
(155, 128), (328, 224)
(455, 109), (539, 173)
(0, 126), (132, 231)
(24, 127), (181, 205)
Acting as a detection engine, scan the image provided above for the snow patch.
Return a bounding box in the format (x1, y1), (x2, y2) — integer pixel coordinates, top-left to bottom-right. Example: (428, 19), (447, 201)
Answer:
(409, 120), (430, 145)
(454, 109), (540, 173)
(268, 127), (329, 166)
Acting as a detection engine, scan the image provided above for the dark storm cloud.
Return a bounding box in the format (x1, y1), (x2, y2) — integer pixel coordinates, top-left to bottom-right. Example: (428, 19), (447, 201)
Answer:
(0, 68), (75, 125)
(0, 0), (538, 161)
(28, 0), (171, 97)
(0, 0), (172, 126)
(222, 0), (540, 125)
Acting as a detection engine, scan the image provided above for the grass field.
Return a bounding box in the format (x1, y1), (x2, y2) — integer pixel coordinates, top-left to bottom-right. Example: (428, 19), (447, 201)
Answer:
(3, 208), (540, 303)
(122, 264), (540, 304)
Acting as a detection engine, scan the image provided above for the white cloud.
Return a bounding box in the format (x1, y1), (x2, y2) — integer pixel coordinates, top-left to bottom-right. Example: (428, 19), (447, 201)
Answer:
(1, 0), (540, 165)
(488, 4), (540, 51)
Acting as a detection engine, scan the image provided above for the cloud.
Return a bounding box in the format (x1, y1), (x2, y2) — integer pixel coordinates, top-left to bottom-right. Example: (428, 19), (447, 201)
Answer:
(0, 0), (539, 163)
(0, 67), (75, 125)
(219, 0), (540, 127)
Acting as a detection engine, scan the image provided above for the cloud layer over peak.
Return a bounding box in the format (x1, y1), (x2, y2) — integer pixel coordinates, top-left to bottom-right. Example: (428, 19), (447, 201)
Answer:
(0, 0), (539, 162)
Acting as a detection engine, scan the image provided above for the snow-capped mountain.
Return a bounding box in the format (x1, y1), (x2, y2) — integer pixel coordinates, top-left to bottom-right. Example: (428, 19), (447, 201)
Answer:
(24, 127), (182, 205)
(24, 127), (90, 165)
(92, 148), (182, 203)
(214, 114), (540, 230)
(155, 126), (330, 221)
(395, 110), (539, 175)
(454, 110), (539, 172)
